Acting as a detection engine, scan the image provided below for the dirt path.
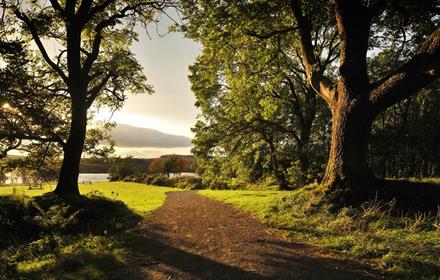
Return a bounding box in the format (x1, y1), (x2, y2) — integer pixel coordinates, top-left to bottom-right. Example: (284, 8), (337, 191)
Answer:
(129, 191), (379, 280)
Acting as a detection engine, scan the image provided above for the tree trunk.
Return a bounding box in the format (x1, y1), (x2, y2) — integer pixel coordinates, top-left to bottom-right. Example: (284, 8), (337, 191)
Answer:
(54, 99), (87, 196)
(322, 99), (375, 203)
(267, 139), (289, 190)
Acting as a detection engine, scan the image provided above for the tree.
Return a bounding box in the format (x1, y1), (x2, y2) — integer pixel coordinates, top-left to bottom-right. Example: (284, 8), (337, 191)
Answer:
(148, 158), (166, 175)
(2, 0), (176, 195)
(108, 156), (138, 181)
(312, 0), (440, 202)
(163, 156), (179, 177)
(185, 6), (334, 188)
(1, 33), (115, 183)
(182, 0), (440, 202)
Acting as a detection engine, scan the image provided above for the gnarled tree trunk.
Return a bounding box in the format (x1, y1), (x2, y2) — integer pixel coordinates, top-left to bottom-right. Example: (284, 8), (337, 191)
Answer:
(322, 96), (375, 203)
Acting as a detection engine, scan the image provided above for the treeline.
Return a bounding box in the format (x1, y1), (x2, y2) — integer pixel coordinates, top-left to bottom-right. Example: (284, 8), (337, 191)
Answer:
(61, 155), (194, 175)
(182, 1), (440, 190)
(0, 155), (195, 185)
(108, 155), (195, 181)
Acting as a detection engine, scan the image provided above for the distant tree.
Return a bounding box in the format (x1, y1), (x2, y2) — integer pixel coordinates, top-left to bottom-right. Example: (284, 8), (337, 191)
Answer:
(148, 158), (166, 175)
(175, 157), (194, 173)
(109, 157), (138, 181)
(163, 156), (179, 177)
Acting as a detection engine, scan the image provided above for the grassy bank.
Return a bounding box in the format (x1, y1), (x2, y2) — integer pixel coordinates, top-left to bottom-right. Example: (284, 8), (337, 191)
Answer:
(0, 182), (177, 279)
(0, 182), (178, 214)
(199, 184), (440, 278)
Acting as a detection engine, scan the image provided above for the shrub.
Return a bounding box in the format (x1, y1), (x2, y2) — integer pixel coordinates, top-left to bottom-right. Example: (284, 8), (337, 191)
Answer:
(150, 174), (170, 186)
(169, 175), (203, 190)
(108, 157), (138, 181)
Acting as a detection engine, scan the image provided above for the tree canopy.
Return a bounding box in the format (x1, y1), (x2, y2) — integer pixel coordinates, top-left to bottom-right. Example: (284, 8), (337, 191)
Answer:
(1, 0), (178, 195)
(182, 0), (440, 202)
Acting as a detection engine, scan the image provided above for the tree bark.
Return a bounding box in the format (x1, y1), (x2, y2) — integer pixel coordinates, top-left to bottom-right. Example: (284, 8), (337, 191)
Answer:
(267, 139), (289, 190)
(54, 98), (87, 196)
(54, 20), (86, 196)
(322, 97), (375, 203)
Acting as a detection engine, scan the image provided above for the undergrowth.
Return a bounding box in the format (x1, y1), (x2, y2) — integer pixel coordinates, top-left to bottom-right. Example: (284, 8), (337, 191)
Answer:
(0, 191), (142, 279)
(267, 184), (440, 278)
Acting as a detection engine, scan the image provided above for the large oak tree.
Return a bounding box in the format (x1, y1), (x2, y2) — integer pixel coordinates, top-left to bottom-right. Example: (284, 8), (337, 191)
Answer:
(2, 0), (176, 195)
(182, 0), (440, 202)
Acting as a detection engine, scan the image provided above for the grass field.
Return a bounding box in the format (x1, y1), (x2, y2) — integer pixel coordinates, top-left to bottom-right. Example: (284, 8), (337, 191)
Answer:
(0, 182), (179, 279)
(0, 182), (178, 214)
(199, 184), (440, 278)
(199, 189), (288, 219)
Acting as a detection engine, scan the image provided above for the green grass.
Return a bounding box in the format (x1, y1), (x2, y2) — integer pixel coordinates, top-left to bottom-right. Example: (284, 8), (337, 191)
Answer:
(198, 189), (288, 219)
(0, 182), (178, 214)
(0, 182), (179, 279)
(198, 184), (440, 279)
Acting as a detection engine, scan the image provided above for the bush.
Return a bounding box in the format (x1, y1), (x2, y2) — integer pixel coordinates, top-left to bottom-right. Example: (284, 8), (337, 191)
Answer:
(169, 175), (203, 190)
(108, 157), (138, 181)
(119, 173), (204, 189)
(150, 174), (170, 186)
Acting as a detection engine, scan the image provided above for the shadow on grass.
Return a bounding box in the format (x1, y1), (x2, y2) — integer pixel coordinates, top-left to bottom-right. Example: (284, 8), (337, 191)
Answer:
(1, 192), (381, 280)
(376, 179), (440, 211)
(0, 193), (142, 280)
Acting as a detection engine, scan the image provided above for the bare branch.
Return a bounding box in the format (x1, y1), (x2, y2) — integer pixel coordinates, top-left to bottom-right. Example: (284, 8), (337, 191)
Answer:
(49, 0), (65, 15)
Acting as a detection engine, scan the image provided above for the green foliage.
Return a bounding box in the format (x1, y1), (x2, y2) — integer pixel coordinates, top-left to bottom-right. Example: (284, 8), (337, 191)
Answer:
(0, 192), (140, 279)
(183, 0), (440, 193)
(200, 185), (440, 278)
(183, 0), (334, 190)
(148, 156), (195, 176)
(109, 157), (139, 181)
(150, 174), (170, 186)
(169, 175), (203, 190)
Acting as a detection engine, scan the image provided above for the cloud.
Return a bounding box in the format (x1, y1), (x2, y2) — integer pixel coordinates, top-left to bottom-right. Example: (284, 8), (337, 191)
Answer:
(111, 124), (192, 148)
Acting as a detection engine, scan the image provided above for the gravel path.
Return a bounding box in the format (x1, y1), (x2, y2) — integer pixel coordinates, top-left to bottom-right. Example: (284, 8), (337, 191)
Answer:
(130, 191), (379, 280)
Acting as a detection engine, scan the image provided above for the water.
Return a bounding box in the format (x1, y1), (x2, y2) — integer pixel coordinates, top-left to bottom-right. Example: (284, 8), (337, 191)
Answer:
(3, 173), (109, 185)
(169, 172), (196, 178)
(78, 173), (109, 183)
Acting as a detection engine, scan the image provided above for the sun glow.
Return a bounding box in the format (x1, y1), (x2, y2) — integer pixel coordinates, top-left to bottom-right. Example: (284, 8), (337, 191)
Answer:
(1, 102), (11, 110)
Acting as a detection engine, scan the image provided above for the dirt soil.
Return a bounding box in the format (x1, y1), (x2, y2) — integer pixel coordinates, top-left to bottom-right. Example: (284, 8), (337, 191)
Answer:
(128, 191), (381, 280)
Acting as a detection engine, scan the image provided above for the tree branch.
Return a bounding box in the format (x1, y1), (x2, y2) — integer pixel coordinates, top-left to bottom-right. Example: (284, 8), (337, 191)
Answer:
(369, 26), (440, 114)
(290, 0), (336, 106)
(49, 0), (65, 15)
(14, 10), (69, 84)
(86, 73), (113, 108)
(244, 27), (295, 39)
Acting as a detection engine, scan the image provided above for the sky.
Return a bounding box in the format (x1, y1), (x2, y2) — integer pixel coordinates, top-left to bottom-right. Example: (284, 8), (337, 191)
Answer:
(95, 14), (202, 158)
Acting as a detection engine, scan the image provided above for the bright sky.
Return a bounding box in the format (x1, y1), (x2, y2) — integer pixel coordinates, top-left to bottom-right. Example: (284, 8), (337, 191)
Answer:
(94, 13), (202, 157)
(7, 10), (200, 159)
